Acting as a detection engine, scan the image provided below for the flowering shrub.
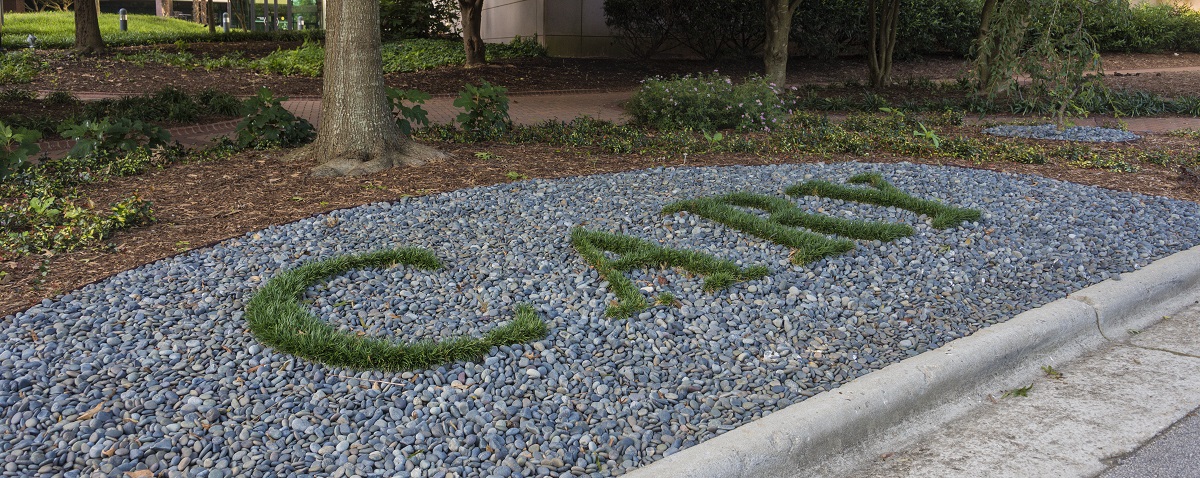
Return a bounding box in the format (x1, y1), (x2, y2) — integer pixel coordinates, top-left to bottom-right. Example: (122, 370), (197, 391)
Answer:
(626, 73), (789, 132)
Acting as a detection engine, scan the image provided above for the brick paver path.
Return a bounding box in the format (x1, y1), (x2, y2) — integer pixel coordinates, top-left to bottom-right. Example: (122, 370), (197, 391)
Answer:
(33, 64), (1200, 158)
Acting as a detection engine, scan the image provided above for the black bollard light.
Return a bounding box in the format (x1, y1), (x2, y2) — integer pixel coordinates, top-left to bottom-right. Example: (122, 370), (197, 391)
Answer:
(119, 8), (128, 32)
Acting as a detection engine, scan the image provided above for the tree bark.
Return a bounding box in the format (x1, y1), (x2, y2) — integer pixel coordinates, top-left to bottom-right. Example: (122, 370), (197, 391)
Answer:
(762, 0), (801, 87)
(458, 0), (486, 67)
(867, 0), (900, 88)
(974, 0), (1002, 95)
(207, 0), (216, 33)
(293, 0), (443, 177)
(74, 0), (105, 54)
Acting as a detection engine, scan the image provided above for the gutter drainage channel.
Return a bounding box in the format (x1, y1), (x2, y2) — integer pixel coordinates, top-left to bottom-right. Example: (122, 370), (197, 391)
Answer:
(624, 245), (1200, 478)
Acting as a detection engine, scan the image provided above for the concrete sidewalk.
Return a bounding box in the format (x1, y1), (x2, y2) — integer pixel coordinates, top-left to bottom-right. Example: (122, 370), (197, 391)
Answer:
(854, 299), (1200, 478)
(33, 90), (632, 158)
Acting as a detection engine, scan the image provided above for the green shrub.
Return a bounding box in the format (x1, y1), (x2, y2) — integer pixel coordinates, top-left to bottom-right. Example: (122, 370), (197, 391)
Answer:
(381, 38), (465, 72)
(381, 37), (545, 73)
(253, 39), (324, 77)
(0, 193), (154, 259)
(0, 88), (35, 101)
(0, 123), (41, 182)
(58, 118), (172, 159)
(662, 0), (765, 59)
(453, 81), (512, 140)
(197, 88), (244, 117)
(0, 50), (43, 84)
(607, 0), (979, 59)
(488, 36), (548, 59)
(1, 137), (161, 260)
(82, 87), (203, 123)
(627, 73), (788, 132)
(235, 88), (315, 149)
(602, 0), (677, 58)
(379, 0), (458, 41)
(385, 87), (432, 136)
(44, 90), (79, 106)
(895, 0), (980, 57)
(790, 0), (869, 59)
(1085, 1), (1200, 52)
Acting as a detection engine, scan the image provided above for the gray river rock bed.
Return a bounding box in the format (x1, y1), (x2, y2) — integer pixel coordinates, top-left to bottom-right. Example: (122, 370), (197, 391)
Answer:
(2, 162), (1198, 478)
(982, 124), (1142, 142)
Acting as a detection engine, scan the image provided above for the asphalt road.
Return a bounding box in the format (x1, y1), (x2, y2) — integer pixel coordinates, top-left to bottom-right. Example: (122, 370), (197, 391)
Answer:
(1099, 406), (1200, 478)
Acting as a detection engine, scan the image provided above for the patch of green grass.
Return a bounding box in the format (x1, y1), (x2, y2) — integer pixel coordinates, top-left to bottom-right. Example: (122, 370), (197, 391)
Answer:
(2, 12), (206, 49)
(655, 292), (678, 306)
(787, 172), (981, 229)
(244, 248), (549, 371)
(570, 228), (768, 319)
(664, 192), (913, 265)
(1, 11), (318, 49)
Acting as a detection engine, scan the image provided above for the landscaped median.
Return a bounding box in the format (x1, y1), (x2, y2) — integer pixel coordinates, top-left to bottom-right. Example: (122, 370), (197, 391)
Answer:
(1, 163), (1198, 477)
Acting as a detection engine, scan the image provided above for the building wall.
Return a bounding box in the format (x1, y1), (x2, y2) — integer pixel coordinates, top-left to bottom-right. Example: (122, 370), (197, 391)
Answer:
(1135, 0), (1200, 9)
(2, 0), (26, 15)
(481, 0), (623, 58)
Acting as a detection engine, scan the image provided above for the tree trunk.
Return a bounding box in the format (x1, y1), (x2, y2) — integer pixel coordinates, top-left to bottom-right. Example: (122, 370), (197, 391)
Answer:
(867, 0), (900, 88)
(74, 0), (105, 55)
(762, 0), (800, 87)
(207, 0), (216, 33)
(974, 0), (1002, 95)
(294, 0), (443, 177)
(458, 0), (486, 67)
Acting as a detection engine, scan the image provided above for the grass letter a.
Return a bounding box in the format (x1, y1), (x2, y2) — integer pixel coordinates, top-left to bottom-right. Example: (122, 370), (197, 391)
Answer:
(570, 228), (768, 319)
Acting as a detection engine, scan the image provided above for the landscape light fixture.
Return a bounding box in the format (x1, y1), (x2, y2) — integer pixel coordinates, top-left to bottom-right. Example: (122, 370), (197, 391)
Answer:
(119, 9), (128, 32)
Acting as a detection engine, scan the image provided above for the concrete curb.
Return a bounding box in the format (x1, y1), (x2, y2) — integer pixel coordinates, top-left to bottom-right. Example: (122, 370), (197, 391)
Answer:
(624, 244), (1200, 478)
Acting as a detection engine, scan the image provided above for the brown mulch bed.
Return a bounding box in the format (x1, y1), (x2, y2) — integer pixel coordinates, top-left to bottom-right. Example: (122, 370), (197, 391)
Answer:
(2, 131), (1198, 318)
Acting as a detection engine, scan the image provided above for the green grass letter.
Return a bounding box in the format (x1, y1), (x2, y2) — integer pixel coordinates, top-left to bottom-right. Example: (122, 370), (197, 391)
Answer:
(570, 228), (768, 319)
(786, 172), (981, 229)
(245, 248), (548, 372)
